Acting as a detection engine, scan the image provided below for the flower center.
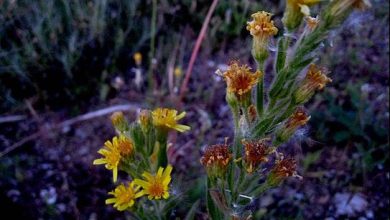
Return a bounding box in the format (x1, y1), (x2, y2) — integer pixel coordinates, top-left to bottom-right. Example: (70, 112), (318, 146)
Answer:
(149, 181), (164, 197)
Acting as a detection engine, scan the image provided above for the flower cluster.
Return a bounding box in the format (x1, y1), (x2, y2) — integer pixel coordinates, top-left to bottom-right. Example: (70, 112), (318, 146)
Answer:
(200, 2), (370, 218)
(93, 108), (189, 212)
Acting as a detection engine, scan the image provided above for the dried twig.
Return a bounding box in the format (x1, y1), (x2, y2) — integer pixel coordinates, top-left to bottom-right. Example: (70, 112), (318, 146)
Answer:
(0, 104), (140, 158)
(0, 115), (27, 124)
(178, 0), (219, 102)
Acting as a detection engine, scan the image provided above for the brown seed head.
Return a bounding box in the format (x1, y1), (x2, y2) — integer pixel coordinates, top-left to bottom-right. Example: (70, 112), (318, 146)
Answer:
(243, 139), (272, 173)
(272, 157), (297, 178)
(201, 144), (232, 170)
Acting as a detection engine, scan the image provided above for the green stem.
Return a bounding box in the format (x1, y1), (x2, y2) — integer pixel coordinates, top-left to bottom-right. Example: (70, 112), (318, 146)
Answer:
(156, 129), (168, 168)
(256, 62), (265, 118)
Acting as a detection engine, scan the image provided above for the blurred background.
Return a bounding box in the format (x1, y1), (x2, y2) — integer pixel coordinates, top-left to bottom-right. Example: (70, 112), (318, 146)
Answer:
(0, 0), (388, 219)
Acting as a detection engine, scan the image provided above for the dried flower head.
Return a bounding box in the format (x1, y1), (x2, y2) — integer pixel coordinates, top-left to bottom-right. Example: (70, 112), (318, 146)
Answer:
(286, 108), (310, 130)
(272, 157), (297, 178)
(248, 104), (257, 123)
(353, 0), (372, 10)
(106, 182), (143, 211)
(294, 64), (332, 104)
(223, 61), (262, 103)
(275, 108), (310, 144)
(152, 108), (190, 133)
(242, 139), (273, 173)
(306, 16), (320, 31)
(304, 64), (332, 90)
(267, 157), (300, 187)
(247, 11), (278, 62)
(282, 0), (322, 30)
(93, 138), (122, 182)
(134, 165), (173, 200)
(201, 143), (232, 178)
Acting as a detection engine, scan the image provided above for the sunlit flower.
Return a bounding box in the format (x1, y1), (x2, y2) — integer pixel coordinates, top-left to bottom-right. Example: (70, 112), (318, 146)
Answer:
(106, 182), (143, 211)
(115, 135), (134, 157)
(247, 11), (278, 38)
(282, 0), (322, 31)
(294, 64), (332, 104)
(246, 11), (278, 62)
(242, 139), (274, 173)
(93, 138), (122, 182)
(152, 108), (190, 132)
(133, 52), (142, 66)
(201, 143), (232, 178)
(134, 165), (173, 200)
(223, 61), (262, 104)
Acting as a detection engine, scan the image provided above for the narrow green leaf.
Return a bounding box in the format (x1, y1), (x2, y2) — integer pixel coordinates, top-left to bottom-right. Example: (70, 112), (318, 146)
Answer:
(184, 200), (200, 220)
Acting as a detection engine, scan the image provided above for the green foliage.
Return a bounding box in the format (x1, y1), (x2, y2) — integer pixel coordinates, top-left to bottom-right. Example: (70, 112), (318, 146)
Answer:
(311, 82), (389, 172)
(0, 0), (148, 110)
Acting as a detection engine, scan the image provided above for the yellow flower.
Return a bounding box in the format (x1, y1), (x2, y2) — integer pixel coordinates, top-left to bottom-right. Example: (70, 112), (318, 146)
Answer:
(152, 108), (190, 132)
(246, 11), (278, 62)
(223, 61), (262, 104)
(134, 165), (173, 200)
(282, 0), (322, 31)
(115, 135), (134, 157)
(133, 52), (142, 66)
(106, 182), (143, 211)
(246, 11), (278, 38)
(93, 138), (122, 182)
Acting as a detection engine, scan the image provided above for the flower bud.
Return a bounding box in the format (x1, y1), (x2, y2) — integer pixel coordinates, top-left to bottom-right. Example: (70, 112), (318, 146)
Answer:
(138, 109), (152, 134)
(247, 11), (278, 63)
(110, 111), (129, 132)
